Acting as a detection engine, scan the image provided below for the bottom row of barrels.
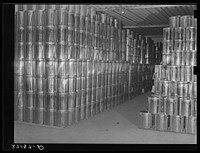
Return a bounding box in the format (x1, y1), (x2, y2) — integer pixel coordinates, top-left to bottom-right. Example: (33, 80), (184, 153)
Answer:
(139, 111), (196, 134)
(14, 94), (129, 127)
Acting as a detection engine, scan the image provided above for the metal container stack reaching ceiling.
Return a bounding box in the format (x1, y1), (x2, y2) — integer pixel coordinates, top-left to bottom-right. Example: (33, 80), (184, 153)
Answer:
(14, 4), (161, 128)
(139, 15), (197, 135)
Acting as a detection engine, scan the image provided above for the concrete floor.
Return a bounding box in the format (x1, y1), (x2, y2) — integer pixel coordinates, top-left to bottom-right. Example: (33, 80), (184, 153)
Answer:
(14, 92), (196, 144)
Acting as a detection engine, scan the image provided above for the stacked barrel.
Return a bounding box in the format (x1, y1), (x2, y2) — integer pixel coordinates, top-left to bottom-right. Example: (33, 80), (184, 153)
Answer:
(139, 15), (197, 134)
(126, 30), (157, 100)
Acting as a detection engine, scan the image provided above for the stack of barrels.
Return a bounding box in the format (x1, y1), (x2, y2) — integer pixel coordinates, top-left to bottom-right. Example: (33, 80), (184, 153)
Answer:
(126, 30), (157, 100)
(139, 15), (197, 134)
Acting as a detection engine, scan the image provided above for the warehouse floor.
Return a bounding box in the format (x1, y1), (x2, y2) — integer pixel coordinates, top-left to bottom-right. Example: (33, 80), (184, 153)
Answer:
(14, 91), (196, 144)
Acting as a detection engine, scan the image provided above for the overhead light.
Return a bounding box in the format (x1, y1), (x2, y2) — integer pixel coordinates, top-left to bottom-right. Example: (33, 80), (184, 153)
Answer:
(121, 8), (125, 14)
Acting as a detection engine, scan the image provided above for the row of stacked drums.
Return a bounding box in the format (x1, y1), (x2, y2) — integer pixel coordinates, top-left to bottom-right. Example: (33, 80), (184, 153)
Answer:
(14, 59), (130, 126)
(128, 63), (155, 99)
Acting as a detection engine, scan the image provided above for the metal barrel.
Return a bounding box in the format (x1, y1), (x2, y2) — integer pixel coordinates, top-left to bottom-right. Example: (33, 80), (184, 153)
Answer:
(190, 51), (197, 66)
(171, 115), (181, 133)
(14, 91), (24, 107)
(169, 16), (180, 28)
(186, 40), (196, 51)
(163, 96), (174, 116)
(45, 9), (56, 26)
(180, 15), (193, 27)
(46, 76), (57, 93)
(34, 108), (44, 125)
(162, 40), (172, 54)
(76, 76), (82, 92)
(91, 101), (96, 117)
(14, 75), (24, 91)
(35, 92), (45, 109)
(25, 43), (35, 60)
(56, 43), (67, 59)
(68, 76), (76, 93)
(57, 60), (66, 77)
(26, 26), (35, 43)
(24, 75), (36, 91)
(45, 59), (56, 76)
(163, 28), (172, 41)
(45, 42), (56, 59)
(76, 60), (82, 77)
(148, 96), (158, 114)
(186, 27), (197, 41)
(69, 59), (77, 77)
(68, 92), (76, 110)
(162, 53), (171, 65)
(180, 98), (190, 117)
(177, 81), (187, 97)
(165, 115), (173, 131)
(81, 76), (86, 90)
(24, 60), (35, 75)
(17, 26), (25, 43)
(170, 66), (177, 81)
(175, 27), (186, 41)
(169, 81), (177, 97)
(16, 43), (25, 60)
(186, 116), (196, 134)
(75, 91), (81, 108)
(80, 105), (86, 120)
(68, 44), (76, 59)
(75, 44), (80, 59)
(192, 81), (197, 98)
(80, 45), (86, 60)
(86, 104), (91, 119)
(188, 82), (193, 98)
(81, 60), (87, 77)
(45, 26), (56, 43)
(36, 59), (45, 76)
(16, 11), (25, 28)
(75, 106), (81, 123)
(184, 66), (193, 82)
(86, 88), (92, 106)
(35, 43), (45, 59)
(68, 108), (75, 126)
(176, 66), (181, 81)
(191, 98), (197, 117)
(55, 110), (68, 127)
(15, 106), (24, 121)
(80, 90), (86, 106)
(192, 75), (197, 82)
(24, 107), (34, 123)
(35, 77), (45, 92)
(57, 77), (66, 93)
(155, 113), (167, 131)
(139, 110), (152, 129)
(161, 81), (170, 97)
(56, 9), (67, 26)
(175, 40), (185, 51)
(35, 10), (45, 27)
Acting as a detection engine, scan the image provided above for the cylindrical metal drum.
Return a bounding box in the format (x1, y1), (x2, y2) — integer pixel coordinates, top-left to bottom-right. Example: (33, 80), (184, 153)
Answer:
(45, 92), (56, 110)
(164, 96), (174, 115)
(35, 43), (45, 59)
(174, 51), (182, 66)
(186, 40), (196, 51)
(25, 43), (35, 59)
(76, 60), (82, 77)
(68, 108), (75, 125)
(14, 91), (24, 107)
(56, 43), (66, 60)
(57, 93), (67, 111)
(24, 91), (35, 109)
(76, 76), (81, 91)
(45, 59), (55, 76)
(35, 26), (44, 43)
(35, 92), (45, 109)
(14, 75), (24, 91)
(75, 91), (81, 108)
(184, 66), (193, 82)
(190, 51), (197, 66)
(175, 40), (185, 51)
(24, 60), (35, 75)
(175, 27), (186, 41)
(24, 107), (34, 123)
(67, 44), (76, 59)
(68, 77), (76, 93)
(80, 90), (86, 106)
(139, 111), (152, 129)
(45, 9), (55, 26)
(172, 115), (181, 133)
(46, 76), (57, 93)
(186, 27), (197, 41)
(25, 75), (35, 91)
(162, 53), (171, 65)
(45, 26), (56, 43)
(69, 59), (77, 77)
(57, 77), (66, 93)
(161, 81), (170, 97)
(68, 92), (76, 109)
(180, 15), (193, 27)
(186, 116), (196, 134)
(148, 96), (158, 114)
(57, 60), (66, 77)
(163, 28), (172, 40)
(155, 113), (167, 131)
(36, 77), (45, 92)
(177, 81), (188, 97)
(26, 26), (35, 43)
(192, 82), (197, 98)
(36, 59), (45, 76)
(169, 81), (177, 97)
(170, 66), (177, 81)
(86, 88), (92, 106)
(17, 27), (25, 43)
(180, 98), (190, 117)
(57, 25), (67, 44)
(80, 105), (86, 120)
(162, 40), (173, 54)
(16, 43), (25, 60)
(169, 16), (180, 28)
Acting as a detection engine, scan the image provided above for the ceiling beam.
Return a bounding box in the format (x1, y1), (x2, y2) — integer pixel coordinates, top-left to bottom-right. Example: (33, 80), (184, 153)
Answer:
(123, 24), (169, 28)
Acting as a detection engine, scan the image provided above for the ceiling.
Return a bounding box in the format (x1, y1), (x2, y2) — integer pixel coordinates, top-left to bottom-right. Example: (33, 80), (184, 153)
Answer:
(90, 4), (197, 37)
